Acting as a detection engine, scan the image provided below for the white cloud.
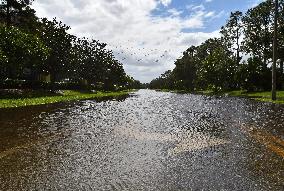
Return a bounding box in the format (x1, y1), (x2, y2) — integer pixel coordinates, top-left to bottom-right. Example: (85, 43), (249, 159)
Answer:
(32, 0), (220, 82)
(204, 11), (215, 18)
(160, 0), (172, 6)
(168, 8), (183, 17)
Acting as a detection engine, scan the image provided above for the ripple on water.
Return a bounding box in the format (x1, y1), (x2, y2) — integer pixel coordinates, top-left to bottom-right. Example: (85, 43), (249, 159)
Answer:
(0, 90), (283, 190)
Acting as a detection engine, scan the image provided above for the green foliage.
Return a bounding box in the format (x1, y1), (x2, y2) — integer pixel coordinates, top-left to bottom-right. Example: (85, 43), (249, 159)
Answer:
(242, 0), (274, 64)
(173, 47), (196, 90)
(150, 0), (284, 93)
(0, 2), (140, 91)
(149, 70), (174, 90)
(0, 48), (7, 63)
(198, 47), (236, 91)
(237, 57), (271, 91)
(0, 0), (35, 27)
(150, 38), (237, 92)
(125, 75), (142, 89)
(0, 25), (50, 80)
(194, 38), (234, 91)
(70, 37), (131, 90)
(221, 11), (243, 64)
(38, 18), (74, 82)
(0, 48), (8, 80)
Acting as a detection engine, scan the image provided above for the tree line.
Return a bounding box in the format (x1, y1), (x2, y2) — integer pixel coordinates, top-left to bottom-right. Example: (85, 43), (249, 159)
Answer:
(150, 0), (284, 92)
(0, 0), (141, 90)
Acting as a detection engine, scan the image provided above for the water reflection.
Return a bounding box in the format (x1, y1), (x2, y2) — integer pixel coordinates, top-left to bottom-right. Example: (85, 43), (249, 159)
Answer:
(0, 90), (283, 190)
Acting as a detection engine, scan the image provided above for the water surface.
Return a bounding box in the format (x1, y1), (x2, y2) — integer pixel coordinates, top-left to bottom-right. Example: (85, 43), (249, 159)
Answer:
(0, 90), (283, 190)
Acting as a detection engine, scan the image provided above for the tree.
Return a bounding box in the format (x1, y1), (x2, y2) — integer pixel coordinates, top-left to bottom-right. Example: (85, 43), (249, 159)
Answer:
(125, 75), (141, 89)
(0, 48), (8, 81)
(0, 2), (135, 90)
(0, 25), (49, 80)
(242, 0), (273, 65)
(0, 0), (34, 27)
(221, 11), (243, 65)
(149, 70), (174, 90)
(236, 57), (271, 91)
(194, 38), (234, 90)
(70, 36), (130, 90)
(278, 0), (284, 89)
(39, 18), (74, 83)
(149, 0), (284, 93)
(198, 46), (235, 91)
(172, 47), (196, 91)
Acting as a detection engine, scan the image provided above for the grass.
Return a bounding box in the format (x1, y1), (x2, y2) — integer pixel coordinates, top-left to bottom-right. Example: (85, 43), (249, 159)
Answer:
(157, 89), (284, 104)
(156, 89), (190, 94)
(198, 90), (284, 104)
(233, 91), (284, 104)
(0, 90), (131, 108)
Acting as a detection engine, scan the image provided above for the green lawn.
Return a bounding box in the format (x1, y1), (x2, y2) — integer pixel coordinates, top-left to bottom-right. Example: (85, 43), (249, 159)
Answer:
(198, 90), (284, 104)
(0, 90), (130, 108)
(158, 89), (284, 104)
(156, 89), (190, 94)
(231, 91), (284, 104)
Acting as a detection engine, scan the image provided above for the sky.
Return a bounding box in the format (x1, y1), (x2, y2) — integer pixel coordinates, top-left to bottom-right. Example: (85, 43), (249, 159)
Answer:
(32, 0), (264, 83)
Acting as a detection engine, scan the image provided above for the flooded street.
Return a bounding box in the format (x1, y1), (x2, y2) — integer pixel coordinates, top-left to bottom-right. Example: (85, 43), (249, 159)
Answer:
(0, 90), (283, 190)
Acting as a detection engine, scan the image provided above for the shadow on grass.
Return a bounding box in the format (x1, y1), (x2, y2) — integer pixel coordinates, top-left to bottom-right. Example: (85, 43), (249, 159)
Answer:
(0, 89), (63, 99)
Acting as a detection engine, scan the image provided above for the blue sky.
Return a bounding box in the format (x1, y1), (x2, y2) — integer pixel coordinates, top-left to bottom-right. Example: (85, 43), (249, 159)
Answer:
(32, 0), (264, 82)
(152, 0), (263, 32)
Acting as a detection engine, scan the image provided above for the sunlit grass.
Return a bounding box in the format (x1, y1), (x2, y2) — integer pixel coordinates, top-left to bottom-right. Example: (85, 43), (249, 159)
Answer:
(0, 90), (130, 108)
(159, 89), (284, 104)
(211, 90), (284, 104)
(157, 89), (189, 93)
(245, 91), (284, 104)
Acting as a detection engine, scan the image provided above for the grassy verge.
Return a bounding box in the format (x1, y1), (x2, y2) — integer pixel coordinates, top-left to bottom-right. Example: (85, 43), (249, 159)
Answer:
(228, 90), (284, 104)
(0, 90), (131, 108)
(156, 89), (284, 104)
(155, 89), (190, 94)
(197, 90), (284, 104)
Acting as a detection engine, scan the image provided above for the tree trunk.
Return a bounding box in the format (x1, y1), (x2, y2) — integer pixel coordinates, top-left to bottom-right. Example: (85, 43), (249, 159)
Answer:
(280, 60), (284, 90)
(6, 0), (11, 27)
(236, 28), (240, 65)
(272, 0), (278, 100)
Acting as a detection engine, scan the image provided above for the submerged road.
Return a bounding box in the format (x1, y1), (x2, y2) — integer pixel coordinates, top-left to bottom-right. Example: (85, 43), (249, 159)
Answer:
(0, 90), (283, 190)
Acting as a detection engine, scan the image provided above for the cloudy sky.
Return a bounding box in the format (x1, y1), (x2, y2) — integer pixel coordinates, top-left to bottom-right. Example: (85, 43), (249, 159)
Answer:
(32, 0), (264, 83)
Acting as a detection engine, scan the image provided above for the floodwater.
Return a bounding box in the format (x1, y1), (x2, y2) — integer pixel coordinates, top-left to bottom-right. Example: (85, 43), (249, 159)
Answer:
(0, 89), (283, 190)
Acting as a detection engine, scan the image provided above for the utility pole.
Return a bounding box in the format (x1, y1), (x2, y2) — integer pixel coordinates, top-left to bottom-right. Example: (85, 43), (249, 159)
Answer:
(272, 0), (279, 101)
